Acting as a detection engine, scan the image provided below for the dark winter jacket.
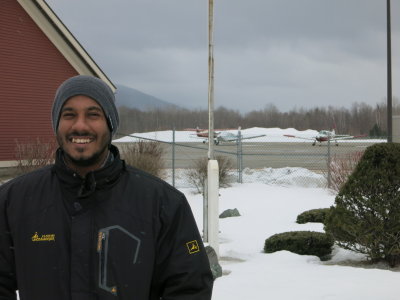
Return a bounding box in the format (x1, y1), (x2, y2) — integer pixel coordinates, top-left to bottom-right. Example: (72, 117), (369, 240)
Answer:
(0, 145), (213, 300)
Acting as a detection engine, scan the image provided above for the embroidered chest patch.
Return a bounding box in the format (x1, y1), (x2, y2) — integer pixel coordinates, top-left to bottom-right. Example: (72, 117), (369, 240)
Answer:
(31, 232), (56, 242)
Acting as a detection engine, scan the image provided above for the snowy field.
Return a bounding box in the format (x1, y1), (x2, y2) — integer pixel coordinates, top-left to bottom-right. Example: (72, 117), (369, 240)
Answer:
(115, 128), (393, 299)
(178, 169), (400, 300)
(166, 167), (327, 189)
(113, 127), (384, 144)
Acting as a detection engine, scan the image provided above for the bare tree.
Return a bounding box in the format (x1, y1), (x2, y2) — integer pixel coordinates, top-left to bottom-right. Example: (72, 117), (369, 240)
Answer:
(117, 101), (387, 137)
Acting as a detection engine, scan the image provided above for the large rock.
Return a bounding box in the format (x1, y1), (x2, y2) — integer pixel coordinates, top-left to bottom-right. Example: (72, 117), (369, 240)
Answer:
(205, 246), (222, 280)
(219, 208), (241, 219)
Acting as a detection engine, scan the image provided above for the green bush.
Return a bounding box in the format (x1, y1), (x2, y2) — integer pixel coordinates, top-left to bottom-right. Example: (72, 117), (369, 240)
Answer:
(324, 143), (400, 267)
(264, 231), (334, 260)
(296, 208), (330, 224)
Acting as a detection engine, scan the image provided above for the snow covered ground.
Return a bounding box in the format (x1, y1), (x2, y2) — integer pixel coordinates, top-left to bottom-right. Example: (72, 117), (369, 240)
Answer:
(116, 127), (396, 299)
(166, 167), (327, 189)
(178, 170), (400, 300)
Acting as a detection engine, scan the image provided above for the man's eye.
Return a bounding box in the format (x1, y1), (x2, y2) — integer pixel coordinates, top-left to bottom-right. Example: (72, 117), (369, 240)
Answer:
(88, 113), (101, 117)
(62, 113), (75, 118)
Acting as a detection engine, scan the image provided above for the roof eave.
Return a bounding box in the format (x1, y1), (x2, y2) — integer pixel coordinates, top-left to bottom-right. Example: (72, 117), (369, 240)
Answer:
(16, 0), (116, 92)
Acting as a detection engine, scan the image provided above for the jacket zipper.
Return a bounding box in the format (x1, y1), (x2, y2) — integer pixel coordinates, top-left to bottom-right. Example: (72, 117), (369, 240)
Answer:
(97, 230), (117, 296)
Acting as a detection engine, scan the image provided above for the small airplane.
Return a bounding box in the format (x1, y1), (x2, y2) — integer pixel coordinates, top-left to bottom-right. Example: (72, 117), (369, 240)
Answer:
(284, 129), (366, 146)
(195, 127), (266, 145)
(187, 127), (233, 140)
(194, 127), (220, 139)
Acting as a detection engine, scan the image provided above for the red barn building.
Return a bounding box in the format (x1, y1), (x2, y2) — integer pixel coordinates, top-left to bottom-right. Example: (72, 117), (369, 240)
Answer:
(0, 0), (115, 170)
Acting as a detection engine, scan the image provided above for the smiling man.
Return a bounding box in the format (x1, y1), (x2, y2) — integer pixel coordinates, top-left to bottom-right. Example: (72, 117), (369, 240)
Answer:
(56, 95), (111, 173)
(51, 76), (120, 176)
(0, 75), (213, 300)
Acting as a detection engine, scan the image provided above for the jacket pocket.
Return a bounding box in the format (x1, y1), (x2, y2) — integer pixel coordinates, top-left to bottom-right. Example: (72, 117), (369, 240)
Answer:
(97, 225), (142, 296)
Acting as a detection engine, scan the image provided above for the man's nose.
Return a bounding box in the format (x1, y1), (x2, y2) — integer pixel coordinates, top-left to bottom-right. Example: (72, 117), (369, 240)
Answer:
(71, 115), (90, 132)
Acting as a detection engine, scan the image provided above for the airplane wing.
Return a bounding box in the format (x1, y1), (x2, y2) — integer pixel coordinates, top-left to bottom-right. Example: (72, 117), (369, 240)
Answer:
(241, 134), (266, 140)
(284, 134), (315, 141)
(333, 134), (367, 140)
(217, 132), (266, 142)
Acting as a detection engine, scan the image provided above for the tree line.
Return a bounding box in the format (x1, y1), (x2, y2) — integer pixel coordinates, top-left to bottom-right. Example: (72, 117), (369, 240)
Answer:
(116, 100), (400, 138)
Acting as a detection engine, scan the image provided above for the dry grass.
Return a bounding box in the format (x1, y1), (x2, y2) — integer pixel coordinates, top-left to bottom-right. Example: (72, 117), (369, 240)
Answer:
(186, 155), (234, 193)
(14, 138), (57, 175)
(328, 151), (364, 192)
(120, 141), (165, 179)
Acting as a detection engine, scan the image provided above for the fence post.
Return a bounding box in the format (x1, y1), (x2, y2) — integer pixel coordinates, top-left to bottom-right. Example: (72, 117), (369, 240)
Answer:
(172, 127), (175, 187)
(327, 138), (331, 188)
(237, 128), (243, 183)
(236, 134), (240, 183)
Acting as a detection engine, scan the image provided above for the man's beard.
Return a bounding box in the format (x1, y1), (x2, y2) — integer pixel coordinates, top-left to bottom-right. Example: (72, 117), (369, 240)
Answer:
(63, 142), (109, 167)
(57, 131), (110, 168)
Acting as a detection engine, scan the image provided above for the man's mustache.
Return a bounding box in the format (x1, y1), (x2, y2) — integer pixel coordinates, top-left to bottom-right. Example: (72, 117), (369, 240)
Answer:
(67, 132), (95, 138)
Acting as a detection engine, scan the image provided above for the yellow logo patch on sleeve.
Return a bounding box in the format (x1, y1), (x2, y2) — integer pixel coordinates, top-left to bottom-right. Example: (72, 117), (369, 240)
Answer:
(186, 240), (200, 254)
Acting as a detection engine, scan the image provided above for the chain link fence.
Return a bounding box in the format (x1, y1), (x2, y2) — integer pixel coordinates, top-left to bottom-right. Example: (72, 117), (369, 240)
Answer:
(114, 129), (384, 190)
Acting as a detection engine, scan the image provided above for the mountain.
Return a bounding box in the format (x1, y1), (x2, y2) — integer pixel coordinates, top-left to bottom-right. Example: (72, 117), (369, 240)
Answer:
(115, 84), (180, 111)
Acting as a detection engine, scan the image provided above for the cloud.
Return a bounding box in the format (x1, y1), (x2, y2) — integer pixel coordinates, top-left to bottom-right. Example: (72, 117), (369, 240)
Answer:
(46, 0), (400, 112)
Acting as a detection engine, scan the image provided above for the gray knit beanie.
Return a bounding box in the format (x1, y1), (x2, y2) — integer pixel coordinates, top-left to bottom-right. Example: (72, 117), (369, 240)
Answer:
(51, 75), (119, 136)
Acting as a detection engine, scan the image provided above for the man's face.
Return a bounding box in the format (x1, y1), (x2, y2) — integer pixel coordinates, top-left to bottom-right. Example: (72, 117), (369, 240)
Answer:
(56, 95), (110, 169)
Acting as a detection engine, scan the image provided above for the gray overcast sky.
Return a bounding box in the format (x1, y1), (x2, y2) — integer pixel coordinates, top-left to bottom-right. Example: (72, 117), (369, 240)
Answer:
(46, 0), (400, 112)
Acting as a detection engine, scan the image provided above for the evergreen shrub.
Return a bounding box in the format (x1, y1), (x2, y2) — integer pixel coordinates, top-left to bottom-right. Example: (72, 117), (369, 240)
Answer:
(296, 208), (330, 224)
(324, 143), (400, 267)
(264, 231), (334, 260)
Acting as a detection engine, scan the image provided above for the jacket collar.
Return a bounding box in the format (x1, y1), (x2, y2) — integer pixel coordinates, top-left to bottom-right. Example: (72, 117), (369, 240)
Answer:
(52, 144), (125, 198)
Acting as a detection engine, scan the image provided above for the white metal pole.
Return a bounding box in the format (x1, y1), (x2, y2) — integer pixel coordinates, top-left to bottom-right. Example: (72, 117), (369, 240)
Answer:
(208, 0), (215, 160)
(387, 0), (393, 142)
(205, 0), (219, 257)
(207, 159), (219, 257)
